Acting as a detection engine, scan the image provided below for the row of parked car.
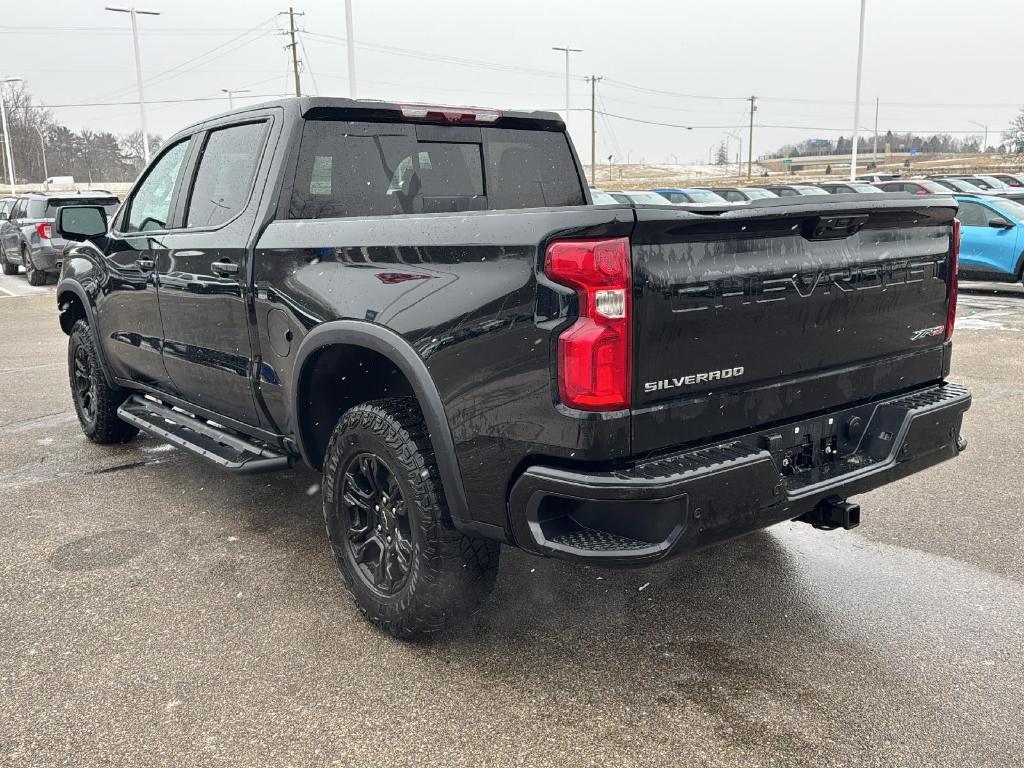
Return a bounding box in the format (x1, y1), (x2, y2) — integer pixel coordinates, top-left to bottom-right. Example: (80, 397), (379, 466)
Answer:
(591, 174), (1024, 285)
(0, 191), (121, 285)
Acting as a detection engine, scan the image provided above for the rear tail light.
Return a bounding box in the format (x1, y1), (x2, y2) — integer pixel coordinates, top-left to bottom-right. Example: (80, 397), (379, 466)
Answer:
(399, 104), (501, 124)
(35, 222), (51, 240)
(945, 218), (960, 341)
(545, 237), (632, 411)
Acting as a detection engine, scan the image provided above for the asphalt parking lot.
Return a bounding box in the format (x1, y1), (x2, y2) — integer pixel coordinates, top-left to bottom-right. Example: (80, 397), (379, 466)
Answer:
(1, 273), (1022, 767)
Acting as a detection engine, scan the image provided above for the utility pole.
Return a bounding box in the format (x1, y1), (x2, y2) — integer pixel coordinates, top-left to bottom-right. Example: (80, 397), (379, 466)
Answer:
(345, 0), (357, 98)
(873, 96), (879, 163)
(286, 7), (304, 97)
(849, 0), (867, 181)
(105, 6), (160, 164)
(747, 95), (756, 179)
(551, 46), (582, 131)
(586, 75), (603, 185)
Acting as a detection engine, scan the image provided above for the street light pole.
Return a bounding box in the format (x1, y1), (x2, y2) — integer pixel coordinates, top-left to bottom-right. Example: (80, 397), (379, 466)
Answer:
(106, 5), (160, 164)
(345, 0), (357, 98)
(0, 77), (23, 196)
(221, 88), (251, 110)
(33, 125), (47, 180)
(969, 121), (988, 153)
(747, 95), (756, 179)
(551, 46), (582, 131)
(873, 96), (879, 163)
(849, 0), (867, 182)
(726, 130), (742, 178)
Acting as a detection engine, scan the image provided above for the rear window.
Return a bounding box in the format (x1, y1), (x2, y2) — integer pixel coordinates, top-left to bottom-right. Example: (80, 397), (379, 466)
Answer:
(44, 198), (119, 218)
(289, 120), (584, 218)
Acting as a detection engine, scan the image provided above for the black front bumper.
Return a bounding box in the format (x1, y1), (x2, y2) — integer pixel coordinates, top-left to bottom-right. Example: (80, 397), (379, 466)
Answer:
(509, 382), (970, 565)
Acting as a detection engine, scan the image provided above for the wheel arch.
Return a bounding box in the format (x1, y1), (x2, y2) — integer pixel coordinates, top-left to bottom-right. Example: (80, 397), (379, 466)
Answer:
(56, 278), (116, 388)
(292, 321), (471, 528)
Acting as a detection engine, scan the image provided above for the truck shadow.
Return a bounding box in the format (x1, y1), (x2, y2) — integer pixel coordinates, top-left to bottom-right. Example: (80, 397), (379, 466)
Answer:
(130, 450), (979, 761)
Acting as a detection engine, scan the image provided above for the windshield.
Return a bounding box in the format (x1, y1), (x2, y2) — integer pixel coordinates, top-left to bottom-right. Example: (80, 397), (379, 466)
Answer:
(796, 186), (828, 195)
(988, 198), (1024, 221)
(682, 190), (728, 204)
(917, 181), (952, 193)
(848, 183), (882, 193)
(590, 191), (618, 205)
(964, 177), (995, 190)
(742, 188), (777, 199)
(625, 191), (676, 206)
(945, 179), (983, 193)
(976, 175), (1009, 189)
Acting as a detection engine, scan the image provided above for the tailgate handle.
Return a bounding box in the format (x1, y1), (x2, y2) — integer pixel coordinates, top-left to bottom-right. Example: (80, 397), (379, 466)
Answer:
(803, 214), (869, 240)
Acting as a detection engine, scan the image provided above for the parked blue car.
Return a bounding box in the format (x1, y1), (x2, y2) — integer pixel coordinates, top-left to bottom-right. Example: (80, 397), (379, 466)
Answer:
(955, 194), (1024, 283)
(651, 187), (730, 204)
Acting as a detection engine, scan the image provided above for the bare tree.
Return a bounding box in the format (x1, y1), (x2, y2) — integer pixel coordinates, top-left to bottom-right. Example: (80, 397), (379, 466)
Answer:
(1003, 107), (1024, 153)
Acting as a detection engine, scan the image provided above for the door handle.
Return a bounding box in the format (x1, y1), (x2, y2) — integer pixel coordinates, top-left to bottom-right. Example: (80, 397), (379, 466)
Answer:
(210, 259), (240, 277)
(135, 258), (155, 270)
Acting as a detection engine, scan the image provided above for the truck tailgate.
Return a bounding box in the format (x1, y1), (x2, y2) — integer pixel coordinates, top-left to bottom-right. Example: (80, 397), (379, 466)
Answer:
(630, 196), (958, 454)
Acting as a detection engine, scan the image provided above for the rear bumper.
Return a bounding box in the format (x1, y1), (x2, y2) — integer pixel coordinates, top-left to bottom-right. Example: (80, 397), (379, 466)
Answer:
(508, 382), (970, 565)
(31, 245), (62, 273)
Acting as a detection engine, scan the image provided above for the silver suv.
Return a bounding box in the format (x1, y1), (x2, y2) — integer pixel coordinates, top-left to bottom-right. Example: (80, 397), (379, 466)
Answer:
(0, 192), (120, 285)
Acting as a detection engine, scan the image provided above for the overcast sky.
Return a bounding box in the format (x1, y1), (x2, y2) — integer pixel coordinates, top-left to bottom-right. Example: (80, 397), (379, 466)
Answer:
(4, 0), (1022, 165)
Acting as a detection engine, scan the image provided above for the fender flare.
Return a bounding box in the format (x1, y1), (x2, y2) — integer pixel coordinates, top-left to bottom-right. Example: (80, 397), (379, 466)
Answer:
(56, 277), (117, 389)
(291, 320), (470, 527)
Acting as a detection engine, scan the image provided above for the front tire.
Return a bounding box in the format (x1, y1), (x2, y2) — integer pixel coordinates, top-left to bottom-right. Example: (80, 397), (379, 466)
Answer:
(68, 320), (139, 444)
(322, 398), (499, 639)
(24, 247), (46, 286)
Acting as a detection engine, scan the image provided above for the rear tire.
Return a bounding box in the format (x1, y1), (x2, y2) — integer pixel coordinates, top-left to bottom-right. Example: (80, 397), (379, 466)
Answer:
(1, 247), (16, 275)
(24, 247), (46, 286)
(68, 319), (138, 444)
(322, 398), (500, 639)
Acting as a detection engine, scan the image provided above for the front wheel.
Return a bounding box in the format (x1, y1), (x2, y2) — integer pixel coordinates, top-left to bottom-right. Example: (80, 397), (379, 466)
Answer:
(68, 320), (138, 443)
(24, 247), (46, 286)
(322, 398), (499, 639)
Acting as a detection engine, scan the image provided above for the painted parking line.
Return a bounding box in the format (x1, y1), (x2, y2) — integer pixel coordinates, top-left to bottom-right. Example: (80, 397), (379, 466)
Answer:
(0, 272), (53, 298)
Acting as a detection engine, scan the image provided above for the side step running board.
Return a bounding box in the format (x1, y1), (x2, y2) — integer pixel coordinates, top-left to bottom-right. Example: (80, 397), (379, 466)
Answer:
(118, 395), (291, 473)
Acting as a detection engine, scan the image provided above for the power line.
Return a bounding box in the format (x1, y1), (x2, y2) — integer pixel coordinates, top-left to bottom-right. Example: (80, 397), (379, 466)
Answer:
(87, 15), (278, 105)
(301, 30), (565, 80)
(26, 93), (282, 109)
(296, 30), (320, 95)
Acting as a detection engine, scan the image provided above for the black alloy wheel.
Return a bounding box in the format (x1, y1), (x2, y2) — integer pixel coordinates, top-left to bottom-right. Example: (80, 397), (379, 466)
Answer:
(71, 338), (98, 425)
(339, 452), (414, 595)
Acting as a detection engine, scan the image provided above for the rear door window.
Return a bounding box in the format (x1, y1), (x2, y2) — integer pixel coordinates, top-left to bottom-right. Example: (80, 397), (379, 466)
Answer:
(185, 121), (267, 228)
(289, 119), (584, 219)
(26, 199), (47, 218)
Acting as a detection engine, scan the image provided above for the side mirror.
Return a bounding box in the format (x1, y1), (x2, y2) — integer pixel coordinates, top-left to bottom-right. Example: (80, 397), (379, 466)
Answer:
(0, 211), (7, 221)
(54, 205), (107, 241)
(988, 217), (1014, 230)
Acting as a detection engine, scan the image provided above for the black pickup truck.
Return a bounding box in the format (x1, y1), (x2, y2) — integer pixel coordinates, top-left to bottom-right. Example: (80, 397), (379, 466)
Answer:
(54, 97), (970, 638)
